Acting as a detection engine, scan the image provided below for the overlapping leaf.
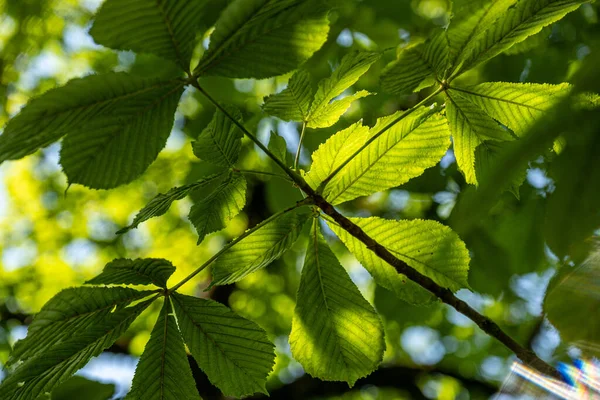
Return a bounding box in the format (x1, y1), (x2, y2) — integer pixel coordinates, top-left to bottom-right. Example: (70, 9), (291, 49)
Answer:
(545, 130), (600, 260)
(545, 251), (600, 357)
(86, 258), (176, 289)
(0, 293), (154, 400)
(307, 108), (450, 204)
(307, 51), (380, 128)
(8, 287), (155, 366)
(451, 82), (570, 136)
(90, 0), (207, 71)
(268, 131), (288, 164)
(172, 293), (275, 397)
(126, 299), (199, 400)
(189, 173), (247, 244)
(194, 0), (330, 79)
(290, 220), (384, 385)
(211, 209), (308, 285)
(329, 217), (470, 304)
(192, 105), (244, 167)
(455, 0), (588, 75)
(446, 0), (516, 72)
(117, 173), (223, 234)
(0, 73), (182, 186)
(262, 70), (314, 121)
(445, 89), (514, 185)
(380, 33), (448, 95)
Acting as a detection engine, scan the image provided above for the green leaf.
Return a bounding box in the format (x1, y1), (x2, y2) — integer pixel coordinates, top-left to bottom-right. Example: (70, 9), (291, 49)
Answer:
(380, 33), (448, 95)
(0, 73), (182, 177)
(455, 0), (588, 74)
(474, 140), (527, 196)
(306, 90), (371, 129)
(85, 258), (176, 289)
(194, 0), (330, 79)
(328, 217), (471, 304)
(545, 131), (600, 260)
(189, 173), (247, 244)
(450, 82), (570, 137)
(446, 0), (517, 71)
(545, 252), (600, 357)
(58, 77), (183, 189)
(290, 219), (385, 385)
(445, 89), (514, 185)
(307, 108), (450, 205)
(0, 292), (154, 400)
(8, 287), (155, 367)
(90, 0), (207, 72)
(51, 376), (115, 400)
(126, 298), (199, 400)
(211, 209), (308, 285)
(116, 173), (224, 234)
(268, 131), (288, 164)
(307, 51), (380, 128)
(172, 293), (275, 397)
(192, 105), (243, 167)
(262, 69), (314, 121)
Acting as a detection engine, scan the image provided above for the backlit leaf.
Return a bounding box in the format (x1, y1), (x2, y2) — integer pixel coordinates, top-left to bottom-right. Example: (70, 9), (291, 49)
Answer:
(86, 258), (176, 289)
(290, 219), (385, 385)
(172, 293), (275, 397)
(192, 105), (244, 167)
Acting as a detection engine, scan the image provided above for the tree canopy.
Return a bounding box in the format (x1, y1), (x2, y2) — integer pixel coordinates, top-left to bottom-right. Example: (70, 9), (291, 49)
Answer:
(0, 0), (599, 399)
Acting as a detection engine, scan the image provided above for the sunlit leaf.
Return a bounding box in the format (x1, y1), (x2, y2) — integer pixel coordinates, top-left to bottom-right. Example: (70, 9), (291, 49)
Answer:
(329, 217), (470, 304)
(211, 209), (309, 285)
(172, 293), (275, 397)
(307, 51), (380, 128)
(290, 219), (385, 385)
(308, 108), (450, 204)
(445, 89), (514, 185)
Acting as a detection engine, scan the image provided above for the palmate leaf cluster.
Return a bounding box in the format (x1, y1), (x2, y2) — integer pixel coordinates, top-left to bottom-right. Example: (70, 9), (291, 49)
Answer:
(0, 0), (598, 398)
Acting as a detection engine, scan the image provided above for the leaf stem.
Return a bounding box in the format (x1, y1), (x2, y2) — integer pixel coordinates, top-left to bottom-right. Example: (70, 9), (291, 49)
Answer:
(190, 79), (305, 186)
(233, 168), (292, 181)
(316, 86), (444, 193)
(168, 198), (313, 293)
(294, 122), (307, 171)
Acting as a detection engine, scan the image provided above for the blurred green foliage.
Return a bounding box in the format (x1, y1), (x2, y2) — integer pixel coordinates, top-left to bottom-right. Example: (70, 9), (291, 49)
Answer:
(0, 0), (599, 399)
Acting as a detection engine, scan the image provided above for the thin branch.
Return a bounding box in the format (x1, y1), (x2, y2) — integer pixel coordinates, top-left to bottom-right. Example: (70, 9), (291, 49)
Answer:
(168, 199), (313, 293)
(316, 86), (444, 192)
(188, 79), (560, 379)
(189, 78), (304, 186)
(294, 122), (307, 170)
(310, 193), (560, 379)
(233, 168), (292, 182)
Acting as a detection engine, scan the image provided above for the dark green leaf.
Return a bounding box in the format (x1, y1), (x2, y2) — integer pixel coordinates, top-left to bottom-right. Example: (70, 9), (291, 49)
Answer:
(117, 173), (224, 234)
(192, 105), (243, 167)
(90, 0), (207, 71)
(85, 258), (176, 289)
(290, 219), (385, 385)
(263, 70), (314, 121)
(189, 173), (247, 244)
(126, 298), (199, 400)
(172, 293), (275, 397)
(194, 0), (330, 79)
